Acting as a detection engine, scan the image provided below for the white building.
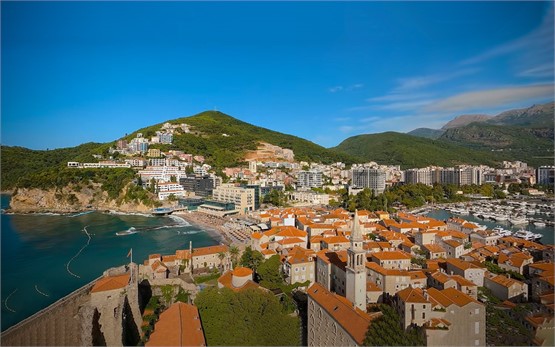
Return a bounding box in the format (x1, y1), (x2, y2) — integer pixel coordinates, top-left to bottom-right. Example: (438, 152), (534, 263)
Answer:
(297, 170), (323, 188)
(352, 167), (386, 194)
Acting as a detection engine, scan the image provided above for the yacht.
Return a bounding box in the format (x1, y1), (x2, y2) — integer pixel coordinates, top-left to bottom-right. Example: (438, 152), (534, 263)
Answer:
(513, 229), (542, 242)
(533, 221), (546, 227)
(492, 227), (512, 237)
(509, 216), (528, 225)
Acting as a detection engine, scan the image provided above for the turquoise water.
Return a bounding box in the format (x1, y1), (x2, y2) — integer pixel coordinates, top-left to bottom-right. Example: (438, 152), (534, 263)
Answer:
(426, 209), (554, 245)
(1, 195), (218, 331)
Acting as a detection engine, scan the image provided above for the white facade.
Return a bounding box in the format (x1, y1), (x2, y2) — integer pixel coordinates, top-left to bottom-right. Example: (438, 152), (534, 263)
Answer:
(351, 167), (386, 194)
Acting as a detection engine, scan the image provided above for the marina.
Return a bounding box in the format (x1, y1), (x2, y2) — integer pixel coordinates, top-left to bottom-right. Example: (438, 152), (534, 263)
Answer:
(422, 199), (554, 245)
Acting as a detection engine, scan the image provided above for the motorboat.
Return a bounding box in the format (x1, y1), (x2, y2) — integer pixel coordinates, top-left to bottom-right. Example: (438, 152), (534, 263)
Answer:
(116, 227), (138, 236)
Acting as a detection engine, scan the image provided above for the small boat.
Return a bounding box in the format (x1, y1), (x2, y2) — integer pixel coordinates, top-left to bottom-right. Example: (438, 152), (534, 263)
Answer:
(533, 222), (546, 227)
(116, 227), (137, 236)
(513, 229), (538, 241)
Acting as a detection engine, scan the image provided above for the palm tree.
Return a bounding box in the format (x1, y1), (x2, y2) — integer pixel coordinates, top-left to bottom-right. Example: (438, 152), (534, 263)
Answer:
(229, 246), (239, 268)
(217, 252), (226, 271)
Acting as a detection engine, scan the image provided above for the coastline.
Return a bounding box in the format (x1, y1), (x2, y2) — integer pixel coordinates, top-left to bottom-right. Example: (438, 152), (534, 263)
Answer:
(173, 211), (235, 246)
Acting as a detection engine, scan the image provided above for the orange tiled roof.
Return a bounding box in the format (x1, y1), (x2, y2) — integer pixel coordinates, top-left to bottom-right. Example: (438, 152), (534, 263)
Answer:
(217, 270), (260, 292)
(307, 283), (379, 345)
(146, 302), (205, 347)
(423, 244), (446, 254)
(175, 249), (191, 260)
(397, 286), (429, 303)
(443, 239), (462, 248)
(488, 274), (526, 288)
(91, 274), (130, 293)
(192, 245), (229, 257)
(427, 287), (480, 308)
(367, 281), (382, 292)
(232, 267), (253, 277)
(321, 236), (350, 244)
(277, 237), (305, 245)
(445, 258), (484, 271)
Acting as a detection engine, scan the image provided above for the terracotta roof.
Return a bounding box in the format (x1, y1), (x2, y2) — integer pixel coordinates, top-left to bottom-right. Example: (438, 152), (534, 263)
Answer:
(192, 245), (229, 257)
(232, 267), (253, 277)
(366, 281), (382, 292)
(365, 262), (408, 277)
(91, 274), (130, 293)
(277, 237), (306, 246)
(307, 283), (378, 345)
(261, 249), (277, 256)
(423, 244), (446, 253)
(525, 314), (553, 328)
(487, 274), (526, 288)
(175, 249), (191, 260)
(427, 287), (480, 308)
(451, 275), (476, 287)
(425, 318), (452, 329)
(152, 260), (168, 273)
(217, 270), (260, 292)
(149, 254), (161, 259)
(528, 261), (555, 273)
(430, 271), (455, 285)
(445, 258), (484, 271)
(286, 246), (315, 265)
(162, 255), (176, 262)
(251, 232), (263, 239)
(443, 239), (462, 248)
(146, 302), (206, 346)
(321, 236), (350, 244)
(397, 286), (429, 303)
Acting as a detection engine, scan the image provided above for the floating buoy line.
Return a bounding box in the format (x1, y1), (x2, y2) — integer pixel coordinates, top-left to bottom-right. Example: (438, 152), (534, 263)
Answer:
(4, 289), (17, 313)
(66, 226), (92, 278)
(35, 285), (49, 297)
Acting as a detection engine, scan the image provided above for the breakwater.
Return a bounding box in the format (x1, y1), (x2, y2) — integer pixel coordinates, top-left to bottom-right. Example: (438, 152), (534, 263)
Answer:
(0, 275), (102, 346)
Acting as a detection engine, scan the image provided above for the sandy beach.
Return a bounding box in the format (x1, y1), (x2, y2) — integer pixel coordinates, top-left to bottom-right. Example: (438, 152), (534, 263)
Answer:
(173, 211), (236, 246)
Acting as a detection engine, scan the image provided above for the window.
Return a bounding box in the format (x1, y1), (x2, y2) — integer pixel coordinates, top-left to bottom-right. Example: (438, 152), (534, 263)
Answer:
(475, 340), (480, 346)
(474, 308), (479, 314)
(475, 322), (479, 334)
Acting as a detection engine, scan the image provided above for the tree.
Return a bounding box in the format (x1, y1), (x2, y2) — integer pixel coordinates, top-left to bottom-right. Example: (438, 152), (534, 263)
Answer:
(195, 287), (300, 346)
(217, 252), (226, 270)
(256, 255), (284, 289)
(239, 247), (264, 272)
(364, 304), (425, 346)
(229, 246), (239, 268)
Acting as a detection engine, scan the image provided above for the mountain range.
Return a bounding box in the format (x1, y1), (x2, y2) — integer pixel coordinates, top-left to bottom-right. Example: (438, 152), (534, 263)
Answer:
(1, 102), (553, 190)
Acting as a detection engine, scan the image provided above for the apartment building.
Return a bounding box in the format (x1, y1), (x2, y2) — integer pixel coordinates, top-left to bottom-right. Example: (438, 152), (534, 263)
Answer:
(212, 184), (255, 214)
(351, 167), (386, 195)
(297, 170), (323, 188)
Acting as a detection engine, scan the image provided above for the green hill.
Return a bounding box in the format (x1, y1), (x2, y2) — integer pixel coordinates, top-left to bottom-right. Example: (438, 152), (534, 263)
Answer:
(332, 132), (505, 169)
(1, 111), (359, 190)
(406, 128), (445, 140)
(1, 143), (105, 189)
(439, 123), (554, 167)
(123, 111), (359, 168)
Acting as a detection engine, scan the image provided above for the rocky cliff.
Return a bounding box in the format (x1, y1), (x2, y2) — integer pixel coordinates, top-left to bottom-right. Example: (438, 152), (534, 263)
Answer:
(8, 183), (160, 213)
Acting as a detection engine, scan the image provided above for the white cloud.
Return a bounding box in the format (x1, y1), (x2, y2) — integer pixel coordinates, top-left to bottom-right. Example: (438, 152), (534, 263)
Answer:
(393, 68), (479, 92)
(329, 86), (344, 93)
(329, 83), (364, 93)
(425, 84), (554, 113)
(367, 92), (432, 103)
(519, 64), (554, 78)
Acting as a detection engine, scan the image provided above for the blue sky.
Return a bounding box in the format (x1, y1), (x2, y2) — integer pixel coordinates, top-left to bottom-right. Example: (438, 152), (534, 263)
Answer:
(1, 1), (553, 150)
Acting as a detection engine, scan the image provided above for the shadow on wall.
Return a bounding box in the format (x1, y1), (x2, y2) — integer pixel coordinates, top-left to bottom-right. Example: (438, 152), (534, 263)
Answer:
(92, 308), (107, 346)
(122, 297), (140, 346)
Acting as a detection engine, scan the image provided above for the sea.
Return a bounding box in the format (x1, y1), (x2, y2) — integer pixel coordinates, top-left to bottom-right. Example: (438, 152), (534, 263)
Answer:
(426, 209), (555, 245)
(0, 194), (218, 331)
